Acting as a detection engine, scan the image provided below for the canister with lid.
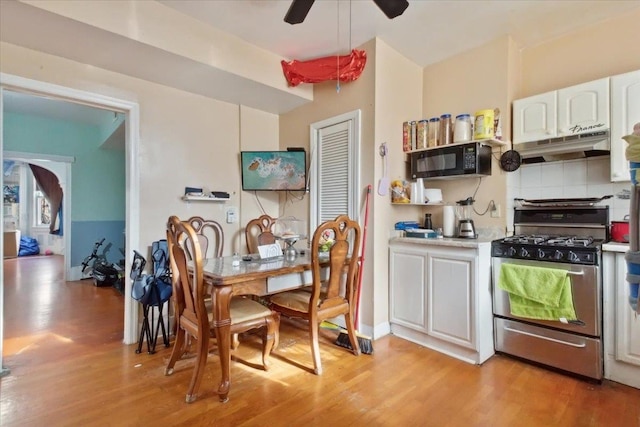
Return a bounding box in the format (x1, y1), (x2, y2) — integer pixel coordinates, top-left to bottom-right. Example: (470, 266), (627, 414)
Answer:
(428, 117), (440, 147)
(454, 114), (472, 143)
(440, 114), (453, 145)
(416, 120), (428, 149)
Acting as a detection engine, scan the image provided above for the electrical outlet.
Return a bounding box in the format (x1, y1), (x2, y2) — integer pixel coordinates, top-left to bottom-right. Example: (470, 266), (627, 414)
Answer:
(226, 206), (238, 224)
(491, 203), (501, 218)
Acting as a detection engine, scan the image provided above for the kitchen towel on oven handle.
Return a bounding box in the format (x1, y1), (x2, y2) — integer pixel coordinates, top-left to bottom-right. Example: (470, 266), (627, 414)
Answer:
(498, 263), (577, 321)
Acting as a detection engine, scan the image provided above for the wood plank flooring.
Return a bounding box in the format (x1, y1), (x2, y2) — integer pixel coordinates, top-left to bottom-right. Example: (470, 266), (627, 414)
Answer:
(2, 255), (640, 426)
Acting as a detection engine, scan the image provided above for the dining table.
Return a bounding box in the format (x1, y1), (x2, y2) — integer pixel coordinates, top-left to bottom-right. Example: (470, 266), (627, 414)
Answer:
(200, 252), (324, 402)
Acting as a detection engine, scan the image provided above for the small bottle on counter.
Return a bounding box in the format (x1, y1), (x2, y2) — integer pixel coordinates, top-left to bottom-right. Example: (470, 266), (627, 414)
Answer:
(440, 114), (453, 145)
(232, 252), (240, 267)
(424, 213), (433, 230)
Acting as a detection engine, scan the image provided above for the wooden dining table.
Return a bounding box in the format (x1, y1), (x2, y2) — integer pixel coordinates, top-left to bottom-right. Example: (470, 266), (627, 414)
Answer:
(200, 252), (323, 402)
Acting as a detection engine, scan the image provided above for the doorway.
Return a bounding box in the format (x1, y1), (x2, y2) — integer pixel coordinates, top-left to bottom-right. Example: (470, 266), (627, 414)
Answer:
(1, 74), (141, 379)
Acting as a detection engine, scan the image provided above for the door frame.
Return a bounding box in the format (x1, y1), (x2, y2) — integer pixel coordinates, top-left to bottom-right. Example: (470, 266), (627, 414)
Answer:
(0, 73), (141, 353)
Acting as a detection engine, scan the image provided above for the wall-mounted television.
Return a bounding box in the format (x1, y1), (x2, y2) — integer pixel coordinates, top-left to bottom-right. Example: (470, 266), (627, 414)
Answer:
(240, 150), (307, 191)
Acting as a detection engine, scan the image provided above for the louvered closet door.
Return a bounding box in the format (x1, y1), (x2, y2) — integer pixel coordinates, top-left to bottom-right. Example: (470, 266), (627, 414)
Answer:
(310, 117), (359, 233)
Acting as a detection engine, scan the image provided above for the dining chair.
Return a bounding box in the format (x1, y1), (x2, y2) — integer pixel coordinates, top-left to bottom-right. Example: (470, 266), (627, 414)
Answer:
(268, 214), (361, 375)
(164, 215), (280, 403)
(186, 216), (224, 259)
(245, 214), (277, 254)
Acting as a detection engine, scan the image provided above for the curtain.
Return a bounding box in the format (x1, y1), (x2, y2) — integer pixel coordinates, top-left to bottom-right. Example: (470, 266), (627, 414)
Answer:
(29, 164), (63, 235)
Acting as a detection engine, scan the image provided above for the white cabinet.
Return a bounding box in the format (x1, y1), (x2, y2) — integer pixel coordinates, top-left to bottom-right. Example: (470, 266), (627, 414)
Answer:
(513, 78), (610, 144)
(427, 250), (474, 349)
(610, 69), (640, 182)
(389, 240), (494, 364)
(513, 91), (557, 143)
(603, 250), (640, 389)
(389, 245), (428, 333)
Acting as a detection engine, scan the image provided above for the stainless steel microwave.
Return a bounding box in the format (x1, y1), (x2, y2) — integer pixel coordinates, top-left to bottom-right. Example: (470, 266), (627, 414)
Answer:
(410, 142), (491, 180)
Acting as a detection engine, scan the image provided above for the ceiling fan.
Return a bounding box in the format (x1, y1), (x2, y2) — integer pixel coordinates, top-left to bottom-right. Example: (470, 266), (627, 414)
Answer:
(284, 0), (409, 25)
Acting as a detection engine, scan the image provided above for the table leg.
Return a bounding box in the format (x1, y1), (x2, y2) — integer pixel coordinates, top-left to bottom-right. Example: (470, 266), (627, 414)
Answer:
(211, 286), (232, 402)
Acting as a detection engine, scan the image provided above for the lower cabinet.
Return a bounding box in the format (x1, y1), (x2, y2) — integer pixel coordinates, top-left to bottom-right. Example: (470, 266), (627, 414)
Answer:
(603, 251), (640, 389)
(389, 240), (494, 364)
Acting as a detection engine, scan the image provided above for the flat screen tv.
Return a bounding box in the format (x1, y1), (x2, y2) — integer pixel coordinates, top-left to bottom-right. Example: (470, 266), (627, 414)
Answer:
(240, 150), (307, 191)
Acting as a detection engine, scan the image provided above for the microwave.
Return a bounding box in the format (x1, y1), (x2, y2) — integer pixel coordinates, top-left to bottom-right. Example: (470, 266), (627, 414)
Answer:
(410, 142), (491, 180)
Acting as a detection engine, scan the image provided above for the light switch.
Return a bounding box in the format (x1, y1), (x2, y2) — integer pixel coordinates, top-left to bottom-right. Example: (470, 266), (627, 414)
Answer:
(226, 206), (238, 224)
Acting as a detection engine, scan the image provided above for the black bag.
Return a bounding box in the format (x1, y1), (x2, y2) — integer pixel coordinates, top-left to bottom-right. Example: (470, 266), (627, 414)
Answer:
(130, 243), (172, 306)
(93, 263), (120, 287)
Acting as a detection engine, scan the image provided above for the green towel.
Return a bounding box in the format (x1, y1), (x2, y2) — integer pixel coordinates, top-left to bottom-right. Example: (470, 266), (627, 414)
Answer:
(498, 263), (577, 321)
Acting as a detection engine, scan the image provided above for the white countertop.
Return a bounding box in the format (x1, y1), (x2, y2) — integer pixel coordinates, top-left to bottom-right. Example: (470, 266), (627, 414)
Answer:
(602, 242), (630, 253)
(390, 236), (493, 249)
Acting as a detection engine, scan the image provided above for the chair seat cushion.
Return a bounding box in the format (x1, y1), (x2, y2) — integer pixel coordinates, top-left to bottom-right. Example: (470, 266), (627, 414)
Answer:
(269, 289), (313, 313)
(207, 297), (273, 324)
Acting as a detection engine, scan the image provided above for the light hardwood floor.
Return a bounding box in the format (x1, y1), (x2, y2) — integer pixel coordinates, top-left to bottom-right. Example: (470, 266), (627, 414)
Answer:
(2, 255), (639, 426)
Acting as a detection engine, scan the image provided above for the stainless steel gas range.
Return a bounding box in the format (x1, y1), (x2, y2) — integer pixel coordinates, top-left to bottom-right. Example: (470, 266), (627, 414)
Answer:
(491, 198), (609, 380)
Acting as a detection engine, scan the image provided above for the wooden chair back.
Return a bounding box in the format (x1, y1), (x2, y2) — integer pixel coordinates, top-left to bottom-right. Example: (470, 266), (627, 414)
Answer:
(245, 214), (277, 254)
(310, 215), (361, 317)
(166, 216), (208, 342)
(185, 216), (224, 258)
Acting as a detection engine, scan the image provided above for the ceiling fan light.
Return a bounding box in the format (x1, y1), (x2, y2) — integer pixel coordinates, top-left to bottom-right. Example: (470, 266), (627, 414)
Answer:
(373, 0), (409, 19)
(284, 0), (316, 25)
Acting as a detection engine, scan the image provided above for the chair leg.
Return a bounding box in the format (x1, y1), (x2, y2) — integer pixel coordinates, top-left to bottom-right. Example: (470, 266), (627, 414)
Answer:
(165, 326), (186, 375)
(185, 334), (209, 404)
(309, 321), (322, 375)
(136, 304), (151, 354)
(261, 313), (279, 370)
(344, 312), (361, 356)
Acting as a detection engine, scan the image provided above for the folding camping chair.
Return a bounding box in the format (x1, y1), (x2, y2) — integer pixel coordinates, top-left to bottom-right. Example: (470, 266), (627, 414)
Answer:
(131, 241), (173, 354)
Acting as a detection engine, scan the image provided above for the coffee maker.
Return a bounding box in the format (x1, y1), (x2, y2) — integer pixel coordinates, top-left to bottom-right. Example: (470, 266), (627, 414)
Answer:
(456, 197), (477, 238)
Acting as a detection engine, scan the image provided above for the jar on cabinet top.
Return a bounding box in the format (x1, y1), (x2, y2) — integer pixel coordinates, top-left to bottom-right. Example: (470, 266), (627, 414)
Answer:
(454, 114), (472, 143)
(440, 114), (453, 145)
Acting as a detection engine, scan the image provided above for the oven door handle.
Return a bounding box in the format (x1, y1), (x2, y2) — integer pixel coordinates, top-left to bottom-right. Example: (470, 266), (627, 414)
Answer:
(503, 326), (587, 348)
(566, 270), (584, 276)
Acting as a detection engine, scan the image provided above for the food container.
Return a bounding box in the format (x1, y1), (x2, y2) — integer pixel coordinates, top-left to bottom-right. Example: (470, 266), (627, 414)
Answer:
(474, 109), (495, 140)
(440, 114), (453, 145)
(428, 117), (440, 147)
(402, 121), (411, 152)
(454, 114), (472, 143)
(423, 188), (443, 203)
(416, 120), (428, 149)
(611, 216), (630, 243)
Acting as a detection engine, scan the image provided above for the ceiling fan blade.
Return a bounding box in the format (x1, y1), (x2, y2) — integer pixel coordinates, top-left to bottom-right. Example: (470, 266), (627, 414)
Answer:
(284, 0), (316, 25)
(373, 0), (409, 19)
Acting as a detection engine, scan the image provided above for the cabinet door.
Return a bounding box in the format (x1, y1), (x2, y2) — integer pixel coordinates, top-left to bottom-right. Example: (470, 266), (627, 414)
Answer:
(513, 92), (557, 143)
(427, 249), (475, 349)
(389, 245), (428, 333)
(557, 77), (610, 137)
(611, 70), (640, 182)
(615, 254), (640, 367)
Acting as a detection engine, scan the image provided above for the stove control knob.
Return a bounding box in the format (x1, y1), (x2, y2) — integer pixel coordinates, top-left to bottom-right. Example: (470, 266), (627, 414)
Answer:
(507, 247), (517, 257)
(519, 247), (529, 258)
(568, 251), (579, 263)
(554, 250), (564, 260)
(537, 249), (546, 260)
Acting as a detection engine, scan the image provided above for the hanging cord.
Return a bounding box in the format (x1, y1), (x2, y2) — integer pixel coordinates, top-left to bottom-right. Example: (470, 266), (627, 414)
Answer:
(471, 177), (496, 216)
(336, 1), (340, 93)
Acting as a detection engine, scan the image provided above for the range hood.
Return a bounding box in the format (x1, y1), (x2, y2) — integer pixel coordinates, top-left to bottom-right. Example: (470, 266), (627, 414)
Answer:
(515, 130), (610, 164)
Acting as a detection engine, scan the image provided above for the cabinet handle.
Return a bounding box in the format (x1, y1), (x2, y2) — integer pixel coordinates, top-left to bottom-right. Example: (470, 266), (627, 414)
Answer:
(503, 325), (586, 348)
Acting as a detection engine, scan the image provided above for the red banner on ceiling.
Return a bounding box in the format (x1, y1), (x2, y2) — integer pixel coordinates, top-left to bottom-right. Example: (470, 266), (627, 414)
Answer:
(281, 49), (367, 87)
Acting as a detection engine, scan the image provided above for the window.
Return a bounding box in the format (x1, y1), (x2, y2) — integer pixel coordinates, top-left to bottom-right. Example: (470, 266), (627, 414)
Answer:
(34, 182), (51, 227)
(309, 110), (361, 231)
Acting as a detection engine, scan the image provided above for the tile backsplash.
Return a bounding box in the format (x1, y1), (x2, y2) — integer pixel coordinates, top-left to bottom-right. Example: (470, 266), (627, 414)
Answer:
(505, 156), (631, 232)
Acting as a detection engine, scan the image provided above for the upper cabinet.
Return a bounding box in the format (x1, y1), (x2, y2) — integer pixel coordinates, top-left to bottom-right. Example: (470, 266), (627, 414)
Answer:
(611, 70), (640, 182)
(513, 78), (610, 144)
(513, 91), (557, 143)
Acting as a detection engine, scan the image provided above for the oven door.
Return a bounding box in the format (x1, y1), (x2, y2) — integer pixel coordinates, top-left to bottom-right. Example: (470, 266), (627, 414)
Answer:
(492, 257), (601, 337)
